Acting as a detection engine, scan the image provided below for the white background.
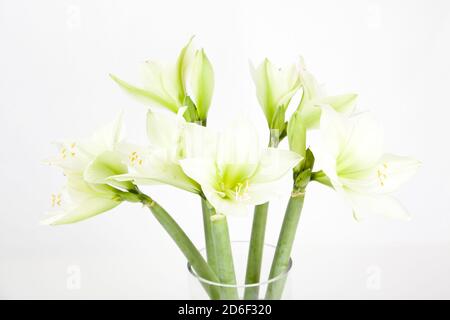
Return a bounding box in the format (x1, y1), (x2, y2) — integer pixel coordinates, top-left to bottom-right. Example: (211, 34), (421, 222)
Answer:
(1, 0), (449, 299)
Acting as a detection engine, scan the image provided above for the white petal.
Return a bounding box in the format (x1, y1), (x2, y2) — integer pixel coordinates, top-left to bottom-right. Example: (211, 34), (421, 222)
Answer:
(341, 154), (420, 194)
(345, 190), (410, 220)
(202, 184), (250, 216)
(217, 118), (260, 168)
(141, 60), (180, 106)
(179, 158), (217, 187)
(110, 73), (179, 112)
(146, 110), (182, 150)
(127, 150), (201, 194)
(42, 196), (120, 225)
(181, 122), (217, 159)
(80, 113), (124, 156)
(245, 180), (286, 205)
(251, 148), (301, 184)
(319, 107), (383, 175)
(338, 111), (384, 174)
(300, 94), (357, 129)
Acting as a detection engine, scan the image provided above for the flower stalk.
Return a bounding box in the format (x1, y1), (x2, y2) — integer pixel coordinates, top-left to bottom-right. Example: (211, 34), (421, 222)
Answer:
(210, 214), (239, 299)
(243, 131), (280, 299)
(244, 202), (269, 299)
(139, 192), (221, 299)
(265, 191), (305, 300)
(201, 198), (218, 274)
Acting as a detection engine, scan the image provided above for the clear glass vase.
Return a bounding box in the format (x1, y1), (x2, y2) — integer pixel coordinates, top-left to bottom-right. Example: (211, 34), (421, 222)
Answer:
(187, 241), (292, 300)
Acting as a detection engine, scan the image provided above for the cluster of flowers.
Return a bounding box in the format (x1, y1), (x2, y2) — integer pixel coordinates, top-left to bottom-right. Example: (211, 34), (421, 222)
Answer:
(44, 38), (419, 299)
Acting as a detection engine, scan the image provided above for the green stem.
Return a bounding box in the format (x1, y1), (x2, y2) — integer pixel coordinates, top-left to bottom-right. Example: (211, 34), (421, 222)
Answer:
(140, 195), (221, 300)
(211, 214), (239, 299)
(265, 192), (305, 300)
(243, 202), (269, 300)
(201, 198), (218, 274)
(242, 133), (279, 300)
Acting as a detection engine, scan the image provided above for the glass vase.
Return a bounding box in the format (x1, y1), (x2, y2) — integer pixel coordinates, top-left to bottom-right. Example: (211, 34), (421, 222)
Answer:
(187, 241), (292, 300)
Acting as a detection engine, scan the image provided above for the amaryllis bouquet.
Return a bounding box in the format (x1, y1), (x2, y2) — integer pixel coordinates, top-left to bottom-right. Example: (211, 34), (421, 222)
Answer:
(43, 38), (419, 300)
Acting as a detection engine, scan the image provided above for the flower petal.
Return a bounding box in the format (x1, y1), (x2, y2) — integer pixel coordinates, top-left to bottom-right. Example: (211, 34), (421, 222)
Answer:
(202, 184), (250, 216)
(251, 148), (301, 184)
(42, 196), (120, 225)
(146, 110), (182, 150)
(190, 49), (214, 121)
(341, 154), (421, 194)
(344, 190), (410, 220)
(83, 151), (131, 190)
(179, 158), (217, 187)
(110, 74), (179, 112)
(126, 149), (201, 194)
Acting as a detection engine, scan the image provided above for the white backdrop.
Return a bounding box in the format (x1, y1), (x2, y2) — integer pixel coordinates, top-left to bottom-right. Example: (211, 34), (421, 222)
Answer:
(1, 0), (449, 299)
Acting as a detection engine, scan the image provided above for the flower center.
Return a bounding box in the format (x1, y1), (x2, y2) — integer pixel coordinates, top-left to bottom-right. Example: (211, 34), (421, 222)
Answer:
(216, 180), (250, 202)
(60, 142), (77, 159)
(377, 162), (388, 187)
(129, 151), (143, 166)
(51, 193), (62, 207)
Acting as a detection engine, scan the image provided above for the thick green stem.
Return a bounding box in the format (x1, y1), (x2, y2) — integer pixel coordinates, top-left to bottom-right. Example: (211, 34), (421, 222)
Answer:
(243, 202), (269, 300)
(242, 133), (279, 300)
(201, 198), (218, 274)
(141, 195), (221, 299)
(265, 193), (305, 300)
(211, 214), (239, 299)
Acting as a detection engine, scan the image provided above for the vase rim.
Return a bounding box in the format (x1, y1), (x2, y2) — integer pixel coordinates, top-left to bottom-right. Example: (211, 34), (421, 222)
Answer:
(187, 241), (293, 288)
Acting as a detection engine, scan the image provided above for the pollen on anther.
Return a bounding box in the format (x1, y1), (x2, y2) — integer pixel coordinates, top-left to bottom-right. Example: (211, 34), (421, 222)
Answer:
(51, 193), (62, 207)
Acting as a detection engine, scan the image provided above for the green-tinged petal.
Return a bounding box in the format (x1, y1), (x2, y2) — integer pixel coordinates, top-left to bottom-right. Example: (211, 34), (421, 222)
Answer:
(336, 112), (384, 174)
(250, 59), (300, 127)
(345, 190), (410, 220)
(176, 36), (196, 99)
(251, 148), (301, 184)
(202, 184), (250, 216)
(42, 196), (120, 225)
(321, 93), (358, 113)
(190, 49), (214, 120)
(125, 149), (201, 194)
(110, 74), (179, 112)
(300, 94), (358, 129)
(250, 59), (273, 122)
(179, 158), (217, 187)
(83, 151), (132, 190)
(216, 119), (260, 185)
(319, 106), (383, 174)
(287, 111), (306, 157)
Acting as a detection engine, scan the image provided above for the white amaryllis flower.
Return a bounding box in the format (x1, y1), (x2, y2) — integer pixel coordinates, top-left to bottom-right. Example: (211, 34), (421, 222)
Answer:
(297, 57), (357, 129)
(42, 174), (122, 225)
(110, 37), (214, 121)
(179, 119), (302, 216)
(43, 115), (130, 225)
(316, 107), (420, 220)
(250, 58), (301, 128)
(113, 109), (214, 194)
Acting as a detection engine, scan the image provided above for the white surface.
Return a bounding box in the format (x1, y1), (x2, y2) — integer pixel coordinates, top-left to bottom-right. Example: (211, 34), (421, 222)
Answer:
(1, 0), (449, 299)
